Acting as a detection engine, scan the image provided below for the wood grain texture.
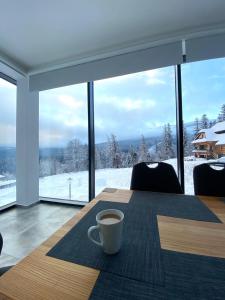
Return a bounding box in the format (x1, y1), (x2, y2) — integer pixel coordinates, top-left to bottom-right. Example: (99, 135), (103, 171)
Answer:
(95, 188), (133, 203)
(158, 215), (225, 258)
(1, 190), (225, 300)
(198, 195), (225, 223)
(0, 189), (132, 300)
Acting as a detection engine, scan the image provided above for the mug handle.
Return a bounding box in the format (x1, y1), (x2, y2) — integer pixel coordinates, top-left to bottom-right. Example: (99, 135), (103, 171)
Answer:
(88, 225), (103, 247)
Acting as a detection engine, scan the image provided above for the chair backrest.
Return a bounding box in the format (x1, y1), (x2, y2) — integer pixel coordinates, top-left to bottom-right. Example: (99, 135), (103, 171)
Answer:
(130, 162), (183, 194)
(193, 163), (225, 196)
(0, 233), (3, 255)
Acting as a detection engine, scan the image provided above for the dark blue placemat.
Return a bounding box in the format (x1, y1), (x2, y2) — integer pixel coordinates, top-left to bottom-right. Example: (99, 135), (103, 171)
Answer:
(47, 200), (164, 285)
(90, 250), (225, 300)
(129, 191), (221, 222)
(47, 191), (223, 299)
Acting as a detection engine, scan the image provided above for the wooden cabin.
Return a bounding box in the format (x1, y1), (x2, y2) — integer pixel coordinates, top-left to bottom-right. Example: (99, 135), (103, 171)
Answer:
(192, 121), (225, 159)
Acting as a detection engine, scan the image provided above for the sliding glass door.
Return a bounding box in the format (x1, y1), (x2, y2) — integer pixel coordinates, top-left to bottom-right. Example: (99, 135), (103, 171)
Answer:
(182, 57), (225, 194)
(0, 77), (16, 207)
(39, 83), (89, 202)
(94, 67), (177, 195)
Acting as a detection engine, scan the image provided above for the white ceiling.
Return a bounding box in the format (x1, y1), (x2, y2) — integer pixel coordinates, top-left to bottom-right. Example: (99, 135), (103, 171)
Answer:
(1, 0), (225, 74)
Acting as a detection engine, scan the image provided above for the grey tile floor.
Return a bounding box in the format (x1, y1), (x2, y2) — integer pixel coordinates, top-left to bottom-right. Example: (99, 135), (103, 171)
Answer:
(0, 202), (80, 268)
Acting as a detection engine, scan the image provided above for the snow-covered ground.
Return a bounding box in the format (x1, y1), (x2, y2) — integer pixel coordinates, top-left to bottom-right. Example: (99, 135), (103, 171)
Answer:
(0, 157), (218, 207)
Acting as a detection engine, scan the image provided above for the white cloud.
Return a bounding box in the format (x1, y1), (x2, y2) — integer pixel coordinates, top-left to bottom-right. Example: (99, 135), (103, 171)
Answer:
(57, 94), (84, 109)
(119, 98), (156, 111)
(64, 119), (87, 127)
(144, 69), (166, 86)
(96, 95), (156, 111)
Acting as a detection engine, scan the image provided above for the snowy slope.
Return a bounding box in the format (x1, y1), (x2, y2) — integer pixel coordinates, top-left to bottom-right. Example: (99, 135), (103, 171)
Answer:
(39, 157), (207, 201)
(0, 157), (219, 207)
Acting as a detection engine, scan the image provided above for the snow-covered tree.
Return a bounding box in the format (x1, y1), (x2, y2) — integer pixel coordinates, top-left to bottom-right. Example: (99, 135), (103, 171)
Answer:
(183, 125), (193, 156)
(194, 118), (200, 136)
(39, 158), (63, 177)
(138, 135), (149, 162)
(161, 123), (174, 159)
(218, 104), (225, 122)
(95, 146), (102, 169)
(200, 114), (209, 129)
(217, 114), (223, 123)
(127, 145), (138, 167)
(64, 139), (88, 172)
(183, 125), (188, 156)
(153, 140), (162, 160)
(208, 120), (215, 128)
(221, 104), (225, 120)
(107, 134), (122, 168)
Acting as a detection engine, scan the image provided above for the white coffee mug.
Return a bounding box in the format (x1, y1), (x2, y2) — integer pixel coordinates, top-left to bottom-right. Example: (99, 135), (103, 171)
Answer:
(88, 209), (124, 254)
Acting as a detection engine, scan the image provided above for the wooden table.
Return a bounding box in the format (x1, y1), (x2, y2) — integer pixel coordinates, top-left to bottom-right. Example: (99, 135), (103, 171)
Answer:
(0, 188), (225, 300)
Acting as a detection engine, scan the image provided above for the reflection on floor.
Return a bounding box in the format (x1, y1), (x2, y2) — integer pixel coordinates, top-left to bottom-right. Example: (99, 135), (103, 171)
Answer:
(0, 202), (80, 268)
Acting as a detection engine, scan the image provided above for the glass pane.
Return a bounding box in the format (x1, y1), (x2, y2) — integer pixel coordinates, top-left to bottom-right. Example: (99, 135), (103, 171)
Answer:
(0, 78), (16, 207)
(39, 83), (88, 202)
(94, 67), (177, 195)
(182, 57), (225, 194)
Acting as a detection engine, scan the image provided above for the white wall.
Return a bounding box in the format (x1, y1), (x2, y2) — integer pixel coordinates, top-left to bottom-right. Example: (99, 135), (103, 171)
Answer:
(16, 77), (39, 206)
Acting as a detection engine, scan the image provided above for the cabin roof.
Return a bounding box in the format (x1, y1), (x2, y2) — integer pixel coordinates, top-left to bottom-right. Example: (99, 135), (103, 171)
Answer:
(192, 121), (225, 145)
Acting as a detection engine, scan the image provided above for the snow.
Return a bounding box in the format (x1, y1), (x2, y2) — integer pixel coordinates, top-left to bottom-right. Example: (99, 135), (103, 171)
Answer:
(0, 185), (16, 207)
(217, 156), (225, 163)
(211, 121), (225, 133)
(0, 158), (221, 207)
(215, 133), (225, 145)
(0, 179), (16, 187)
(39, 157), (208, 200)
(193, 121), (225, 145)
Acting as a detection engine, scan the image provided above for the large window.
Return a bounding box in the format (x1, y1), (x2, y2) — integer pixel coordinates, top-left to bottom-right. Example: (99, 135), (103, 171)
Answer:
(182, 57), (225, 194)
(94, 67), (177, 195)
(0, 77), (16, 207)
(38, 57), (225, 201)
(39, 83), (89, 202)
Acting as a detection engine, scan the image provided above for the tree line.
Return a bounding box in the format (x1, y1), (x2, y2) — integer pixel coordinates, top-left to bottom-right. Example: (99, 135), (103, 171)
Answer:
(194, 104), (225, 134)
(39, 124), (177, 177)
(39, 103), (225, 177)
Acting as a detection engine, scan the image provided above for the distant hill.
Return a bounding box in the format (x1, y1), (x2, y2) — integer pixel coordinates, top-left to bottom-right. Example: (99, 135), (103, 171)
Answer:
(0, 121), (210, 163)
(39, 147), (64, 159)
(0, 146), (16, 160)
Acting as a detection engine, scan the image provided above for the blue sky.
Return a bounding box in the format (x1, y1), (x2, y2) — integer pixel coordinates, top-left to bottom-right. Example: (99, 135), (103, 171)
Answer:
(1, 57), (225, 147)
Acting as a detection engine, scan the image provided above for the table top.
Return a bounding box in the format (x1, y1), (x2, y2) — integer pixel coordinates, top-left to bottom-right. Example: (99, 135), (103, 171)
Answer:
(0, 188), (225, 300)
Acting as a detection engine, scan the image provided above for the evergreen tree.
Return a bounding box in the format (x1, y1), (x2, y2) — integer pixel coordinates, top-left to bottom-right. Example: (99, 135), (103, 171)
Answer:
(221, 104), (225, 120)
(154, 139), (162, 160)
(200, 114), (209, 129)
(218, 104), (225, 122)
(127, 145), (138, 167)
(183, 125), (188, 156)
(107, 134), (122, 168)
(194, 118), (200, 136)
(162, 123), (174, 159)
(183, 125), (192, 156)
(138, 135), (149, 162)
(64, 138), (85, 172)
(95, 146), (102, 169)
(209, 121), (215, 128)
(217, 114), (223, 123)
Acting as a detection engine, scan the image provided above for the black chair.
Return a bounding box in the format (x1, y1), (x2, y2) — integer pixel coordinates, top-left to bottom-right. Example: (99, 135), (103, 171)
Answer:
(0, 233), (13, 276)
(193, 163), (225, 196)
(130, 162), (183, 194)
